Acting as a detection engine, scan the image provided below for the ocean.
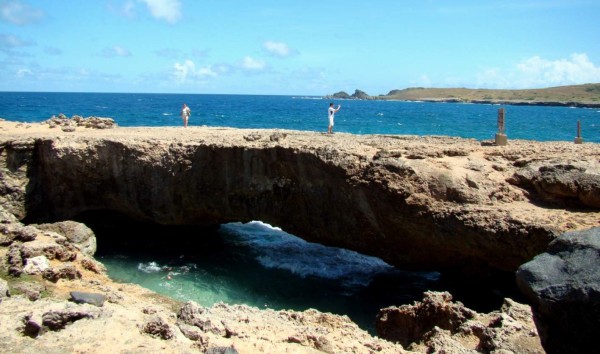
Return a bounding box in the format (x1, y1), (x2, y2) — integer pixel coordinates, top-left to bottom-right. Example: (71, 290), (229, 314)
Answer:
(1, 91), (599, 142)
(1, 91), (595, 333)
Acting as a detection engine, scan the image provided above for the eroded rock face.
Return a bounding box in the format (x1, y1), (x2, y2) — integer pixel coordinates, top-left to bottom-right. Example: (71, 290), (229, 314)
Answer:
(509, 164), (600, 208)
(2, 126), (599, 275)
(33, 221), (97, 256)
(376, 292), (544, 353)
(375, 291), (476, 347)
(516, 227), (600, 354)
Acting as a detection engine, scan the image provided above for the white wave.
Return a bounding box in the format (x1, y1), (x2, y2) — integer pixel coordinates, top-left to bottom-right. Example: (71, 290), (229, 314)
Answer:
(292, 96), (323, 100)
(162, 113), (173, 116)
(138, 261), (164, 273)
(220, 221), (394, 287)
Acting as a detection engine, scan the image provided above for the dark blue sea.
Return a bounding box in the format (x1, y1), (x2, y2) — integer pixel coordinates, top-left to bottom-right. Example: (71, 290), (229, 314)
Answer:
(1, 92), (595, 333)
(1, 91), (599, 142)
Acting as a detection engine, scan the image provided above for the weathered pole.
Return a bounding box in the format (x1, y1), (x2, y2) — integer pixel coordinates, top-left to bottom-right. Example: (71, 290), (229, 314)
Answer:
(495, 107), (508, 146)
(574, 120), (583, 144)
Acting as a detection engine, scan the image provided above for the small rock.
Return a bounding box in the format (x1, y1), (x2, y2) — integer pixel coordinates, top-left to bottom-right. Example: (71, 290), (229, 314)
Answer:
(243, 133), (262, 142)
(42, 309), (97, 331)
(0, 278), (9, 300)
(22, 255), (51, 275)
(269, 132), (287, 142)
(141, 317), (173, 340)
(42, 265), (82, 283)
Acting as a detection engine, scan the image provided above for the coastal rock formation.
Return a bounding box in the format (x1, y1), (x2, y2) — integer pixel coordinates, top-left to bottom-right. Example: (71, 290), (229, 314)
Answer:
(376, 292), (543, 353)
(0, 118), (586, 352)
(516, 227), (600, 354)
(1, 121), (599, 274)
(42, 114), (117, 130)
(327, 89), (372, 100)
(0, 205), (409, 352)
(509, 164), (600, 208)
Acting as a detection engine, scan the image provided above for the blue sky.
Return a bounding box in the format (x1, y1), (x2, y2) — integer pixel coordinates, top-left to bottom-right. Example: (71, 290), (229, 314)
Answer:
(1, 0), (600, 95)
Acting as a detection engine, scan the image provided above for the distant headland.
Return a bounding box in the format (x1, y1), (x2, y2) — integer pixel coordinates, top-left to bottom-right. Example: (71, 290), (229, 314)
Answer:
(325, 83), (600, 108)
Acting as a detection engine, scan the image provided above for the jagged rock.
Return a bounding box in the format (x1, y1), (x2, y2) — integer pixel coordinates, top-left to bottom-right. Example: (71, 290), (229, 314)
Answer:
(42, 264), (82, 283)
(177, 301), (205, 326)
(21, 239), (77, 262)
(329, 91), (350, 99)
(22, 313), (43, 337)
(42, 309), (97, 331)
(22, 255), (50, 275)
(70, 291), (106, 307)
(516, 227), (600, 354)
(509, 164), (600, 208)
(43, 115), (116, 130)
(34, 221), (97, 256)
(351, 89), (370, 99)
(141, 316), (173, 340)
(269, 132), (287, 142)
(0, 278), (9, 300)
(177, 301), (226, 336)
(7, 242), (23, 276)
(80, 257), (106, 273)
(243, 133), (261, 141)
(0, 205), (19, 224)
(376, 291), (476, 347)
(177, 323), (206, 341)
(0, 224), (38, 246)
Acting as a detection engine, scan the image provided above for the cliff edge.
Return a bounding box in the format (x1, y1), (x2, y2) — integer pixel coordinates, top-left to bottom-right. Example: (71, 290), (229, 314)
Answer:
(1, 119), (599, 274)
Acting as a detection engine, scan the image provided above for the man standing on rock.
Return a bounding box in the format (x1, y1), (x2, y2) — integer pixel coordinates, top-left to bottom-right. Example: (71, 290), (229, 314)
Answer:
(181, 103), (191, 128)
(328, 102), (341, 134)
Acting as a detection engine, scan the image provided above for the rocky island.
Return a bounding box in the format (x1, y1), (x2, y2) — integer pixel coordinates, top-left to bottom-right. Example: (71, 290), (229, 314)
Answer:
(327, 83), (600, 108)
(1, 118), (599, 353)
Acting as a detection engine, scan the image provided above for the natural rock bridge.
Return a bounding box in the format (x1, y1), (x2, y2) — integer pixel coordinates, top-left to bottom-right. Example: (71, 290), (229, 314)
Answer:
(1, 122), (599, 274)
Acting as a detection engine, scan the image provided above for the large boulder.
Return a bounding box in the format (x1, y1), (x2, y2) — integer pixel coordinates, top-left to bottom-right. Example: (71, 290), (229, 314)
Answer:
(34, 221), (97, 256)
(516, 227), (600, 354)
(509, 164), (600, 208)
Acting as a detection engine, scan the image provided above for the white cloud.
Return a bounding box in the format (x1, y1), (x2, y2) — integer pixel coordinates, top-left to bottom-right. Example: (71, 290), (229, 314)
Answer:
(173, 59), (217, 83)
(242, 56), (266, 70)
(101, 45), (132, 58)
(0, 0), (43, 25)
(16, 67), (32, 77)
(0, 33), (31, 48)
(139, 0), (181, 24)
(477, 53), (600, 89)
(263, 41), (295, 58)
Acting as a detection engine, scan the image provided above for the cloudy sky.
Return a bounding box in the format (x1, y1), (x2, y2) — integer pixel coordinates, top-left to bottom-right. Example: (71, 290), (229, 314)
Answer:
(1, 0), (600, 95)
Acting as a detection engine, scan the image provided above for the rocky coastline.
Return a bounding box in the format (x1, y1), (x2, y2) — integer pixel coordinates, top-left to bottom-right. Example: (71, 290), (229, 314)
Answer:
(1, 118), (599, 352)
(326, 86), (600, 108)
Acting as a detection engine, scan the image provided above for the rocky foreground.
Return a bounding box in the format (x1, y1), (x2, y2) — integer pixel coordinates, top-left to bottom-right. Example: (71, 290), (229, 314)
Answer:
(1, 118), (599, 353)
(0, 205), (544, 353)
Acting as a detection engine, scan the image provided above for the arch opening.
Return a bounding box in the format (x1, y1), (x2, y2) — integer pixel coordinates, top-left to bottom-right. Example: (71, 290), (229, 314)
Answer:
(74, 209), (523, 334)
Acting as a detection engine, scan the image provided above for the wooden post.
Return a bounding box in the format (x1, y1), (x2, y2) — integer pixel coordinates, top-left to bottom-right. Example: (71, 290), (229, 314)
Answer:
(495, 108), (508, 146)
(574, 120), (583, 144)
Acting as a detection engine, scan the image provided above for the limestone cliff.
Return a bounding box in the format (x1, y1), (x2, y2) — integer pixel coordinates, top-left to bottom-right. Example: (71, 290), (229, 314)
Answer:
(1, 120), (599, 274)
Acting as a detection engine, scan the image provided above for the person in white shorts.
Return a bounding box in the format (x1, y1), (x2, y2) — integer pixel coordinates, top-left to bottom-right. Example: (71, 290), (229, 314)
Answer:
(328, 102), (341, 134)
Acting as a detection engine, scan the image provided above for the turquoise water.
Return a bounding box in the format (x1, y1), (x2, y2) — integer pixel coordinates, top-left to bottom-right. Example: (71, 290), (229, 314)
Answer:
(97, 221), (440, 332)
(1, 92), (599, 142)
(94, 220), (518, 334)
